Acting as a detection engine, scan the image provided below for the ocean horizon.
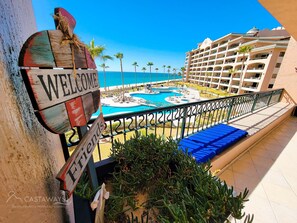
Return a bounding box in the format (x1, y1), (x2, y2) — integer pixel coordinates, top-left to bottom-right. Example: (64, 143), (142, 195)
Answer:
(98, 71), (182, 88)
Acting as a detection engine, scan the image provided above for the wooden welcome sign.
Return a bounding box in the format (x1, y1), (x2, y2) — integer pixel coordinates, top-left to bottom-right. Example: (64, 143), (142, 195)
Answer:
(19, 8), (100, 134)
(19, 8), (105, 196)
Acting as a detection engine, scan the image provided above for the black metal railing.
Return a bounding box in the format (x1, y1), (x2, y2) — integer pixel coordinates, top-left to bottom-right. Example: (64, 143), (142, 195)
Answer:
(62, 88), (283, 162)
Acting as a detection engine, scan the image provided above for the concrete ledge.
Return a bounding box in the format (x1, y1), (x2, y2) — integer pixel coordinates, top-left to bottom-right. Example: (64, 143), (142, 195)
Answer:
(211, 102), (295, 172)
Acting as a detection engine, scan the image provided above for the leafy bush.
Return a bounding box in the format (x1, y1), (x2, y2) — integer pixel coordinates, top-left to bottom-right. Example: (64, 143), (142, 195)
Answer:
(74, 172), (100, 200)
(105, 133), (252, 222)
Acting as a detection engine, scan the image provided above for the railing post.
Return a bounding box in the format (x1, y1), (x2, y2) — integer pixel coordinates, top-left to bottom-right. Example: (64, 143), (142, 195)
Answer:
(226, 97), (235, 123)
(180, 106), (188, 139)
(59, 134), (70, 161)
(267, 90), (274, 106)
(278, 89), (284, 102)
(251, 94), (259, 112)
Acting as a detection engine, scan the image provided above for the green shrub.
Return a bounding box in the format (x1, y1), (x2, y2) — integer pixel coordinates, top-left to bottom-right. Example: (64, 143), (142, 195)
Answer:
(104, 133), (252, 222)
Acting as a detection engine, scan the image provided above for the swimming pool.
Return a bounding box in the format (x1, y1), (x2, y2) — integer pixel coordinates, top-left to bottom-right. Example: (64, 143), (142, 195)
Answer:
(93, 91), (183, 117)
(130, 91), (182, 106)
(100, 104), (154, 116)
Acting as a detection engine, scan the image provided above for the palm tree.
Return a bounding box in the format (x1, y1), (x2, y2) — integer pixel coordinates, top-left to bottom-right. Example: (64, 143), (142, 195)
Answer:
(172, 68), (177, 83)
(101, 54), (113, 91)
(237, 45), (253, 94)
(142, 67), (146, 86)
(100, 63), (109, 91)
(155, 67), (159, 84)
(114, 52), (125, 101)
(227, 68), (237, 93)
(102, 54), (113, 62)
(180, 67), (185, 82)
(147, 62), (154, 84)
(86, 39), (105, 59)
(132, 62), (138, 88)
(163, 65), (166, 73)
(167, 65), (171, 85)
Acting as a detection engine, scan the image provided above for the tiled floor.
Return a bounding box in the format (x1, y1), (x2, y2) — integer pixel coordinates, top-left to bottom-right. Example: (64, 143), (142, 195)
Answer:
(219, 116), (297, 223)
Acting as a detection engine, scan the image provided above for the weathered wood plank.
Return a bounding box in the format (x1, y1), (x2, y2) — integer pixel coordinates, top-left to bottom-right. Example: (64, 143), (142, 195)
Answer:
(25, 69), (99, 110)
(85, 48), (97, 69)
(18, 31), (55, 67)
(48, 30), (88, 68)
(92, 90), (101, 112)
(66, 97), (87, 127)
(54, 8), (76, 37)
(39, 103), (72, 134)
(82, 93), (95, 122)
(74, 46), (87, 68)
(48, 30), (73, 68)
(56, 113), (105, 196)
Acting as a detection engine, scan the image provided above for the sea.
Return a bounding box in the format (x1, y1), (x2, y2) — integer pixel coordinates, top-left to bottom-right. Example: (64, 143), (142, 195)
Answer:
(98, 71), (182, 88)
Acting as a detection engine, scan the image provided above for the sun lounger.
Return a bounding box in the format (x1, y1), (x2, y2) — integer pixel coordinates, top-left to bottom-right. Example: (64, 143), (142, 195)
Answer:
(178, 124), (248, 163)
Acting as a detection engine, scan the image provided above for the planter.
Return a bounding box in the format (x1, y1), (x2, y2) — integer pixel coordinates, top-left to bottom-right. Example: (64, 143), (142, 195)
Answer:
(93, 134), (253, 222)
(73, 194), (95, 223)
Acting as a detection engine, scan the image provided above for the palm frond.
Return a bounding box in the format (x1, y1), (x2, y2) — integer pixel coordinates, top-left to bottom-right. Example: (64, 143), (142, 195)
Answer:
(115, 52), (124, 59)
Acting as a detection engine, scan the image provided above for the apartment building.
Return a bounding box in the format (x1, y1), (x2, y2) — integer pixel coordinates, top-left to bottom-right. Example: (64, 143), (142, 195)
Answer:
(184, 27), (290, 94)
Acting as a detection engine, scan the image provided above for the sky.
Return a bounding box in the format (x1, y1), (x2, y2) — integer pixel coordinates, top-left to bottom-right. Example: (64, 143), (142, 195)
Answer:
(31, 0), (281, 72)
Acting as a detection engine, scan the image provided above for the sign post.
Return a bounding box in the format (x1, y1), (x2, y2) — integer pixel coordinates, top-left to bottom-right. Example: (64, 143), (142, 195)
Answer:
(19, 7), (104, 197)
(57, 113), (105, 195)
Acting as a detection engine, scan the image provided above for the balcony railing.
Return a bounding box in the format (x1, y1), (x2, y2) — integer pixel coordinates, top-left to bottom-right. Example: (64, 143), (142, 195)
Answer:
(62, 89), (284, 162)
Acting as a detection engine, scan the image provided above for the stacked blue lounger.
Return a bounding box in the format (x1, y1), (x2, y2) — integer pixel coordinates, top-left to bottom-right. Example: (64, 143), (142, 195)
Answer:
(179, 124), (248, 163)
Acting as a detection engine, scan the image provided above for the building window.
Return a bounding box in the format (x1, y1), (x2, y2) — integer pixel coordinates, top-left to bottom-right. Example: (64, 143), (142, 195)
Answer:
(275, 63), (281, 68)
(268, 84), (274, 88)
(272, 73), (278, 78)
(279, 52), (285, 57)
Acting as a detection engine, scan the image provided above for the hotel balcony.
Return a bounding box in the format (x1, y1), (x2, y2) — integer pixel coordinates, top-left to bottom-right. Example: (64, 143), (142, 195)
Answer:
(228, 43), (240, 50)
(215, 62), (224, 66)
(224, 59), (236, 64)
(220, 82), (229, 86)
(219, 41), (228, 47)
(232, 76), (240, 80)
(218, 106), (297, 223)
(241, 86), (259, 92)
(229, 85), (239, 90)
(244, 78), (261, 83)
(221, 75), (230, 80)
(225, 53), (237, 59)
(246, 67), (265, 72)
(61, 89), (296, 222)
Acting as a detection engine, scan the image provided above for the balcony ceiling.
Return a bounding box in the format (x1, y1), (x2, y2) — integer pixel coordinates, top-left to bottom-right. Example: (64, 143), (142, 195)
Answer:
(259, 0), (297, 39)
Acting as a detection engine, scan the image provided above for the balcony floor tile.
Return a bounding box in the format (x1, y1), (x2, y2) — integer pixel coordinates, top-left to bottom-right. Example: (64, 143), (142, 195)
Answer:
(219, 116), (297, 222)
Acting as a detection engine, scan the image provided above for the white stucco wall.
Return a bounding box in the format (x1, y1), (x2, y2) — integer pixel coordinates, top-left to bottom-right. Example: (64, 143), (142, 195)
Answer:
(274, 37), (297, 103)
(0, 1), (74, 222)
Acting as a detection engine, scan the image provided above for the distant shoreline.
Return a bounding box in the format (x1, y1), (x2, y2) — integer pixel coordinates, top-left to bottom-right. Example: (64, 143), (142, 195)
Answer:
(97, 71), (182, 89)
(99, 79), (181, 92)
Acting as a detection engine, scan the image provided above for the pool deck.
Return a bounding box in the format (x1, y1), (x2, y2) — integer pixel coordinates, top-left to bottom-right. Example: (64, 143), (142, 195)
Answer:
(101, 87), (202, 108)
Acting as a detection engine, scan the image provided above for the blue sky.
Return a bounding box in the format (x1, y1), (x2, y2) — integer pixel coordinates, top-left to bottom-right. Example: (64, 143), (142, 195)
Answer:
(32, 0), (280, 72)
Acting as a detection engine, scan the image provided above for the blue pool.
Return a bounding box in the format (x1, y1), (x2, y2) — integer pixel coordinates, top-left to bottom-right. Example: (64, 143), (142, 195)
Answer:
(100, 104), (154, 116)
(93, 91), (183, 117)
(130, 91), (182, 106)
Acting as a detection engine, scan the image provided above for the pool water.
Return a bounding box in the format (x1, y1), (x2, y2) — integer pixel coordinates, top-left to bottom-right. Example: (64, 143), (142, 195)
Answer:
(100, 104), (154, 116)
(130, 92), (182, 106)
(93, 91), (182, 117)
